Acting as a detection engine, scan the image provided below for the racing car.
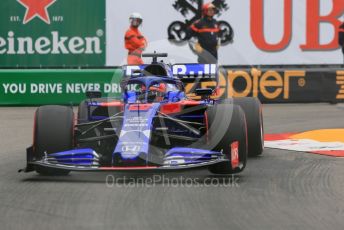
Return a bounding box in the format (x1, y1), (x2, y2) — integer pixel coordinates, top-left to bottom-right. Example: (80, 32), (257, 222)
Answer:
(21, 53), (264, 175)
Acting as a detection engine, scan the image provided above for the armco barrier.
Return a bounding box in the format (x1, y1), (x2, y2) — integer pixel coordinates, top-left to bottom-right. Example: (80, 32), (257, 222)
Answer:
(0, 67), (344, 105)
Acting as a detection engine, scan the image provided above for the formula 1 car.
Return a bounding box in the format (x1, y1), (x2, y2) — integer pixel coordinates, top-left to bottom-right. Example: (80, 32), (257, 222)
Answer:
(21, 53), (264, 175)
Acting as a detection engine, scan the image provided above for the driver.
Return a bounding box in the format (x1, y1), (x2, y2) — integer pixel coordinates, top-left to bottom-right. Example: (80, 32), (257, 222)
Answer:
(140, 83), (167, 102)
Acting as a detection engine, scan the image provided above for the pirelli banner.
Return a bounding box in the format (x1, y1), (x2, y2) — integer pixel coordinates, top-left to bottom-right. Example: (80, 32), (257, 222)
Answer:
(0, 67), (343, 105)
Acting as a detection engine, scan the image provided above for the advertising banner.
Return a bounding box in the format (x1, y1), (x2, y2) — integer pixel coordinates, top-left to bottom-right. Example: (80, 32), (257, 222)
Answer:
(1, 67), (343, 105)
(106, 0), (344, 66)
(185, 67), (344, 103)
(0, 69), (122, 105)
(0, 0), (106, 67)
(1, 0), (343, 67)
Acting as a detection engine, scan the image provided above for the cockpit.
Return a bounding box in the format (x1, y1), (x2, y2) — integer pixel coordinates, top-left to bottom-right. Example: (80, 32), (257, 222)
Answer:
(123, 78), (184, 103)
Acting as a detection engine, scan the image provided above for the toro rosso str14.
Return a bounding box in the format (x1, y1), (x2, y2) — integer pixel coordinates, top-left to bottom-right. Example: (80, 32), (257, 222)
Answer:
(21, 53), (264, 175)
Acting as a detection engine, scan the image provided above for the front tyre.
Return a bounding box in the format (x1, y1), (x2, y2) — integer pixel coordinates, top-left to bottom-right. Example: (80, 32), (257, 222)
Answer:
(207, 103), (248, 174)
(233, 97), (264, 157)
(34, 105), (74, 176)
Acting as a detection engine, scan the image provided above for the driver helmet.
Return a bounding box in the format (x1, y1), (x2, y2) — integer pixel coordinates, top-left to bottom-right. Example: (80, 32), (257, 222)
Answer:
(149, 83), (166, 93)
(149, 83), (167, 102)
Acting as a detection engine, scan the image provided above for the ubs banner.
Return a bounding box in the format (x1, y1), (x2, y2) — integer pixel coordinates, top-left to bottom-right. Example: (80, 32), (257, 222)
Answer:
(0, 0), (105, 67)
(106, 0), (344, 66)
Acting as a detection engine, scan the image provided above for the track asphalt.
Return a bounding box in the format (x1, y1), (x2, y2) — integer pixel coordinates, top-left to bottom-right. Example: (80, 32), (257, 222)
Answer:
(1, 104), (344, 230)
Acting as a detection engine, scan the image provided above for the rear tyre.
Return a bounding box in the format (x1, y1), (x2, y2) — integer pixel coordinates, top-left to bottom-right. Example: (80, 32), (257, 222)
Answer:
(233, 97), (264, 157)
(207, 103), (247, 174)
(34, 105), (74, 176)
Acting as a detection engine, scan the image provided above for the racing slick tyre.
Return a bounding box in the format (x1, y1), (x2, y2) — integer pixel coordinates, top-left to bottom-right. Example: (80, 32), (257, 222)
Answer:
(207, 104), (248, 174)
(34, 105), (74, 176)
(233, 97), (264, 157)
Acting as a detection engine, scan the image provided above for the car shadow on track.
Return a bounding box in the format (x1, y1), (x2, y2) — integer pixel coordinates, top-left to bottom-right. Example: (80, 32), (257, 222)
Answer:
(21, 171), (245, 187)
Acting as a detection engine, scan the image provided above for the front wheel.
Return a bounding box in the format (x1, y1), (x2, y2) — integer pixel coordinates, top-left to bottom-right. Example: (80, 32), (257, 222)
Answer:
(206, 103), (248, 174)
(233, 97), (264, 157)
(34, 105), (74, 175)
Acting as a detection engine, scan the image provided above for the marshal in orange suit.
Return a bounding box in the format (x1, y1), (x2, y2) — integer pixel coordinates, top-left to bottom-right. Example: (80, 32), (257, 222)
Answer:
(124, 13), (147, 65)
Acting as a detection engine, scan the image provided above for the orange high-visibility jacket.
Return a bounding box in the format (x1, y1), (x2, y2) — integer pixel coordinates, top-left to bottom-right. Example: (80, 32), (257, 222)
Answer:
(125, 26), (147, 56)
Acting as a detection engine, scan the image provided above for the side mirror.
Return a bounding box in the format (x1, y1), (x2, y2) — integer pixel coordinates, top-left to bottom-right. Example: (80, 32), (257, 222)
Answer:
(86, 90), (102, 99)
(195, 88), (213, 97)
(133, 69), (142, 76)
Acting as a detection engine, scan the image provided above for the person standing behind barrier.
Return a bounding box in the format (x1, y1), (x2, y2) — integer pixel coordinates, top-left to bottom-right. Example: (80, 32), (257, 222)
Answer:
(125, 13), (147, 65)
(339, 21), (344, 64)
(189, 3), (220, 64)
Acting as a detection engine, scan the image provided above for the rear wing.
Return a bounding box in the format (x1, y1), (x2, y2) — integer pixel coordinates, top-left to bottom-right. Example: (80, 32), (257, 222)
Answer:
(122, 64), (218, 83)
